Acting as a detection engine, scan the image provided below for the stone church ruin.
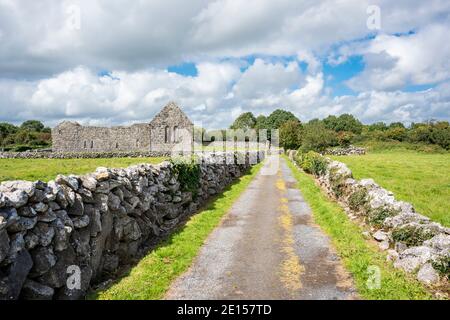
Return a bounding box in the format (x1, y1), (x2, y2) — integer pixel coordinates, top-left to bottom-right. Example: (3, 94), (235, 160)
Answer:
(52, 102), (194, 153)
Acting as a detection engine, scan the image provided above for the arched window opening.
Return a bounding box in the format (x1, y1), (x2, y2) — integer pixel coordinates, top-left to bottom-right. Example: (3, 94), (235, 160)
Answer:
(173, 126), (178, 143)
(136, 139), (139, 147)
(90, 141), (94, 149)
(116, 142), (119, 149)
(165, 126), (170, 143)
(84, 141), (87, 148)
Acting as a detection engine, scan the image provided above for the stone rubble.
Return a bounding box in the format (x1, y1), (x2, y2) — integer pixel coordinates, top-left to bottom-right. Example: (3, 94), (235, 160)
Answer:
(0, 151), (264, 300)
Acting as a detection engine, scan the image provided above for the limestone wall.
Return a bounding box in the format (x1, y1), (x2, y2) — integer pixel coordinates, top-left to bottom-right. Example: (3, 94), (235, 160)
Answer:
(323, 145), (366, 156)
(52, 122), (152, 153)
(0, 151), (264, 300)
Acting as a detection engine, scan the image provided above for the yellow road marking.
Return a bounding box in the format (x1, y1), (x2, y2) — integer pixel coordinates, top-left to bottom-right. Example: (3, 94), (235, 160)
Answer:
(276, 169), (304, 292)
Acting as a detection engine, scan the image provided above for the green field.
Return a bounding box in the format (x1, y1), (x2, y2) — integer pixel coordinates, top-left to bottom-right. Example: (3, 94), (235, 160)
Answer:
(332, 150), (450, 227)
(0, 157), (167, 182)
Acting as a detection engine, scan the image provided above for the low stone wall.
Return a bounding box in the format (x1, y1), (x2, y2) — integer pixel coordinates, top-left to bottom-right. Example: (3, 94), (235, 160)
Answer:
(323, 146), (366, 156)
(0, 150), (172, 159)
(288, 150), (449, 287)
(0, 151), (264, 300)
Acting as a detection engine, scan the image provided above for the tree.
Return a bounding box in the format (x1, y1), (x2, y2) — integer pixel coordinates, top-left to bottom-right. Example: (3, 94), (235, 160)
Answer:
(0, 122), (18, 138)
(230, 112), (256, 130)
(299, 122), (338, 152)
(323, 114), (363, 134)
(254, 115), (267, 130)
(408, 121), (450, 150)
(384, 127), (407, 141)
(280, 120), (302, 150)
(265, 109), (299, 129)
(0, 122), (18, 147)
(20, 120), (45, 132)
(367, 122), (388, 132)
(389, 122), (405, 129)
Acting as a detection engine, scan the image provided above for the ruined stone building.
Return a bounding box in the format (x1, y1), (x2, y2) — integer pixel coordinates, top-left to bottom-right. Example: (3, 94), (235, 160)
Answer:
(52, 102), (193, 152)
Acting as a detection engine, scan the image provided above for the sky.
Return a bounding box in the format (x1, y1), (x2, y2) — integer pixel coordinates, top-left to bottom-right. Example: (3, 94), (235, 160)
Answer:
(0, 0), (449, 129)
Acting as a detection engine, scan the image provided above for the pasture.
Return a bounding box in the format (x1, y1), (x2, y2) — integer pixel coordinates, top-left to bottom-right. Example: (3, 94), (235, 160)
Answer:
(333, 150), (450, 227)
(0, 157), (167, 182)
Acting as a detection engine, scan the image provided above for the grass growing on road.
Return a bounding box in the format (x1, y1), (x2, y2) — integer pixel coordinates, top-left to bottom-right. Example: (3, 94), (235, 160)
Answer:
(0, 157), (167, 182)
(92, 161), (264, 300)
(332, 151), (450, 227)
(285, 156), (432, 300)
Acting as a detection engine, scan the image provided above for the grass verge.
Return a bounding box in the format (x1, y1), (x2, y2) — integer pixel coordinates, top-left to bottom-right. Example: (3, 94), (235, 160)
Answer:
(0, 157), (167, 182)
(91, 161), (264, 300)
(284, 155), (432, 300)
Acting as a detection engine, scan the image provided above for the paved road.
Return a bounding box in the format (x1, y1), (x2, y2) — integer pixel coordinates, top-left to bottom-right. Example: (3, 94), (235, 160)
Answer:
(165, 155), (357, 300)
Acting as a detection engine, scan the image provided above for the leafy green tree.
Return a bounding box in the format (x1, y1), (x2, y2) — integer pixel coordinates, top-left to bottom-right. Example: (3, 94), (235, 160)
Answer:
(0, 122), (18, 147)
(323, 114), (363, 134)
(230, 112), (256, 130)
(389, 122), (405, 129)
(408, 121), (450, 150)
(429, 121), (450, 150)
(265, 109), (299, 129)
(254, 115), (267, 130)
(280, 120), (303, 150)
(299, 122), (338, 152)
(20, 120), (45, 132)
(367, 122), (388, 131)
(384, 127), (407, 141)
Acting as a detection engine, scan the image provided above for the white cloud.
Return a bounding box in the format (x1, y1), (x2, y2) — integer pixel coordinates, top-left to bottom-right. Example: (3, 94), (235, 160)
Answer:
(2, 63), (448, 128)
(0, 0), (449, 127)
(344, 24), (450, 91)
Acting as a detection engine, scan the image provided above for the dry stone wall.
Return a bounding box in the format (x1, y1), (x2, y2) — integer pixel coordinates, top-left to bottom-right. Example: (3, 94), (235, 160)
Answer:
(323, 146), (366, 156)
(288, 150), (449, 288)
(0, 151), (264, 300)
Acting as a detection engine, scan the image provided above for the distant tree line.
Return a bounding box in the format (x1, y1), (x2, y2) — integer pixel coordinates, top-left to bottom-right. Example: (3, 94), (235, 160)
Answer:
(229, 110), (450, 152)
(0, 120), (51, 151)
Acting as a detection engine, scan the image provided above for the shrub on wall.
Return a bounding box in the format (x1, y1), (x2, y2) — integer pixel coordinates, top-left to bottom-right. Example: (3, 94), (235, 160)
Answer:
(170, 156), (201, 195)
(392, 224), (438, 247)
(348, 188), (369, 211)
(296, 150), (328, 177)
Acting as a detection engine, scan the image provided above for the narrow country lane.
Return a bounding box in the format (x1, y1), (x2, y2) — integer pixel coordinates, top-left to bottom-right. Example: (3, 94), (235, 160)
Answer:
(165, 155), (358, 300)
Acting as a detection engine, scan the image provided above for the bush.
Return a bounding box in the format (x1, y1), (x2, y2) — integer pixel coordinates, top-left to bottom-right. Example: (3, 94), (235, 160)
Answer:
(431, 255), (450, 277)
(297, 151), (328, 177)
(367, 207), (398, 227)
(348, 188), (369, 211)
(170, 156), (201, 196)
(408, 121), (450, 150)
(384, 127), (407, 141)
(328, 168), (348, 198)
(392, 224), (437, 247)
(12, 145), (33, 152)
(336, 131), (355, 147)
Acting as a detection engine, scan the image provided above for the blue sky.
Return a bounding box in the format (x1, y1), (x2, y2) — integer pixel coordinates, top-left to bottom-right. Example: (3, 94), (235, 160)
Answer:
(0, 0), (449, 128)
